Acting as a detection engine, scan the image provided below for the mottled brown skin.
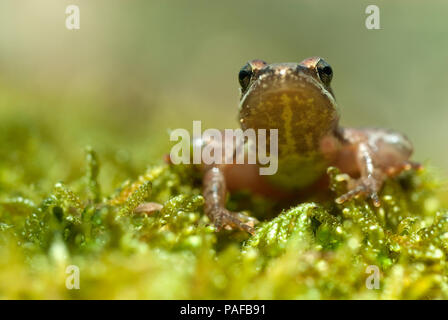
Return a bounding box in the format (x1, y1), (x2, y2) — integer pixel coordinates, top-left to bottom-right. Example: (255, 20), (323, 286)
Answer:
(201, 57), (420, 234)
(136, 57), (420, 234)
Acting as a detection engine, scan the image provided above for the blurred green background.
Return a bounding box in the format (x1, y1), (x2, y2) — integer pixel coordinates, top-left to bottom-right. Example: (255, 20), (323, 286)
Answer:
(0, 0), (447, 194)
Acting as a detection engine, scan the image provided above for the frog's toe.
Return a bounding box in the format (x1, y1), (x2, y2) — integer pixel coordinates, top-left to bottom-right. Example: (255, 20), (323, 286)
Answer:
(385, 161), (423, 176)
(335, 179), (381, 207)
(335, 185), (366, 204)
(212, 208), (258, 234)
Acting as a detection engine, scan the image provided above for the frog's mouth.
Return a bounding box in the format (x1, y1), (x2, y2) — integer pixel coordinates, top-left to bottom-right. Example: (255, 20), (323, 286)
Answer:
(238, 72), (339, 154)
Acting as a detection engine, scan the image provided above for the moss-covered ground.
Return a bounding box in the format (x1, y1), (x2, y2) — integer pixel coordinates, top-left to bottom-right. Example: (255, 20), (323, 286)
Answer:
(0, 89), (447, 299)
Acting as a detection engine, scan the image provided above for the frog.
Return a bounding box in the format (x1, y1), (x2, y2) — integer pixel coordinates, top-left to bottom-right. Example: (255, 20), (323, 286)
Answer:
(198, 57), (421, 234)
(138, 57), (420, 235)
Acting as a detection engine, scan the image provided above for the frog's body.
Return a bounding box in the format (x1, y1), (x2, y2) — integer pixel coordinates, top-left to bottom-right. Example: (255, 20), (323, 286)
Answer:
(200, 57), (420, 234)
(239, 62), (339, 190)
(141, 57), (420, 234)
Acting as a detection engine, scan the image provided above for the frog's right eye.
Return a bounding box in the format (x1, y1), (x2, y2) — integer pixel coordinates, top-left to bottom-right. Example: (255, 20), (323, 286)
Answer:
(238, 63), (253, 91)
(316, 59), (333, 86)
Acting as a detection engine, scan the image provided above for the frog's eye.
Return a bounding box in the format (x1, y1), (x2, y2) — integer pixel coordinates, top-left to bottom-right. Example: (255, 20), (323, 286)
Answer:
(238, 63), (253, 91)
(316, 59), (333, 86)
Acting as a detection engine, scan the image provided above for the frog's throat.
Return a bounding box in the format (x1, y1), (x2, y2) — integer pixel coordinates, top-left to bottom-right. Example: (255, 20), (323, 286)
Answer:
(239, 75), (339, 156)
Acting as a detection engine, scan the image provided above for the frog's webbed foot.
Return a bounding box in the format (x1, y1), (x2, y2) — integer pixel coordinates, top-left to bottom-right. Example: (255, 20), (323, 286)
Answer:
(335, 128), (421, 208)
(210, 206), (258, 234)
(203, 166), (258, 234)
(335, 175), (382, 207)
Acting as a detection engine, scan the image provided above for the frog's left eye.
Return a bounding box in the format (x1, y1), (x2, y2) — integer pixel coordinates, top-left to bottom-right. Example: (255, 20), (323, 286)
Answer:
(316, 59), (333, 86)
(238, 63), (253, 91)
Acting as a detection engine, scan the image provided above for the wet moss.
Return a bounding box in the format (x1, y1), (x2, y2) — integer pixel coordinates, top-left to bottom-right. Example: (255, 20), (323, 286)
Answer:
(0, 119), (447, 299)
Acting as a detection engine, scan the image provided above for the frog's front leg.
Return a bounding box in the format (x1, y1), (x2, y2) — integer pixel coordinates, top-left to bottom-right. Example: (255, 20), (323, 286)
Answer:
(334, 128), (421, 207)
(202, 165), (257, 234)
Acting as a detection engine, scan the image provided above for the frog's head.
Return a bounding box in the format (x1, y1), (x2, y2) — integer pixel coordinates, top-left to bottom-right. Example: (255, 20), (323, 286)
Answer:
(238, 57), (340, 154)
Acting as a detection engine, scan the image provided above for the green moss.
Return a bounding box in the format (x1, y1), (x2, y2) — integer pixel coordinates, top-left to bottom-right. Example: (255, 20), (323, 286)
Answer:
(0, 113), (447, 299)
